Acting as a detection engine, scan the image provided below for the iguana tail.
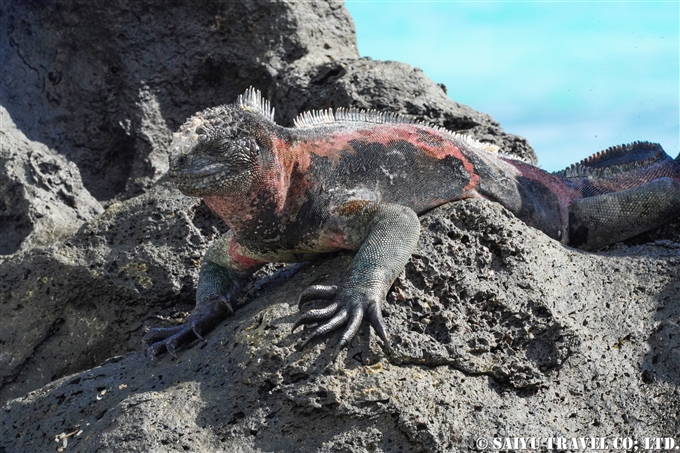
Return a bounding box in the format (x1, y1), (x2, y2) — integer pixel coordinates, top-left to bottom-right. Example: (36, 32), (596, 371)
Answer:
(556, 142), (680, 250)
(554, 142), (678, 196)
(568, 178), (680, 250)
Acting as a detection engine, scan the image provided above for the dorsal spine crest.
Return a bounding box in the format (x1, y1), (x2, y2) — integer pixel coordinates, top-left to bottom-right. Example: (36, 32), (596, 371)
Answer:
(235, 87), (275, 122)
(293, 107), (421, 129)
(554, 141), (666, 178)
(293, 106), (500, 154)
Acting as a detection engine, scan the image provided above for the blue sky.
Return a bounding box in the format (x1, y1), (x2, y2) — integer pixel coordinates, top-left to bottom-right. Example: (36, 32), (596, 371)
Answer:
(345, 1), (679, 171)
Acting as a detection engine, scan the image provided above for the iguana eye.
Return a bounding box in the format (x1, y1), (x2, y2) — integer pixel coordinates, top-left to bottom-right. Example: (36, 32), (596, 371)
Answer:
(198, 136), (233, 158)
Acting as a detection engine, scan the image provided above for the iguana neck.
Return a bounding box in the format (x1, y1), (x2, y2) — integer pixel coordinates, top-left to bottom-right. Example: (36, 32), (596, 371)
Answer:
(203, 134), (300, 240)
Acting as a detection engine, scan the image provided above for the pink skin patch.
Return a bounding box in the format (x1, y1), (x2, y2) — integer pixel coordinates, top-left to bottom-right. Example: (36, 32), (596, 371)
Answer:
(313, 228), (350, 251)
(501, 157), (580, 242)
(228, 235), (267, 272)
(276, 124), (480, 193)
(204, 195), (255, 230)
(505, 158), (581, 208)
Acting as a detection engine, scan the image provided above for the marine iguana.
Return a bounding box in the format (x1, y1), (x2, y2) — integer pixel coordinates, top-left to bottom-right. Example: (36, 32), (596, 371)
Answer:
(143, 87), (680, 358)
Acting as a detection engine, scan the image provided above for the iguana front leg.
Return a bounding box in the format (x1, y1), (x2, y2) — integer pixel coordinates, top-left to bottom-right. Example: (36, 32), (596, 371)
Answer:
(293, 201), (421, 354)
(143, 231), (264, 357)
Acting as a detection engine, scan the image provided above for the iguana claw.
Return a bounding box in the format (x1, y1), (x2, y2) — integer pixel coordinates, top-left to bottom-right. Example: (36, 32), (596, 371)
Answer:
(294, 284), (391, 353)
(297, 285), (338, 309)
(292, 284), (340, 333)
(142, 296), (234, 358)
(143, 323), (201, 359)
(191, 323), (206, 341)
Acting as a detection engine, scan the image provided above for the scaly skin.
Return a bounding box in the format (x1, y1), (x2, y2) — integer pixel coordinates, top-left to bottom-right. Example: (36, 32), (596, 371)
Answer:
(143, 87), (680, 358)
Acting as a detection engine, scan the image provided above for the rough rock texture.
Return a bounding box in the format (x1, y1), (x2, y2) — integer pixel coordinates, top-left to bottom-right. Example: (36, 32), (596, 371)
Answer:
(0, 0), (357, 201)
(1, 0), (678, 451)
(0, 107), (103, 255)
(2, 200), (678, 452)
(0, 181), (218, 403)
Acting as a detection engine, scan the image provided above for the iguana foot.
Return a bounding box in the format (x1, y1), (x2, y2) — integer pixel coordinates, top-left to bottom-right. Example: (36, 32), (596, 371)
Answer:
(143, 296), (234, 358)
(292, 284), (392, 354)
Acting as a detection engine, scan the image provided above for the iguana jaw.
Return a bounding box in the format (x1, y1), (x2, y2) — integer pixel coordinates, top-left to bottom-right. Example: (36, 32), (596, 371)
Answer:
(169, 169), (253, 198)
(168, 152), (255, 197)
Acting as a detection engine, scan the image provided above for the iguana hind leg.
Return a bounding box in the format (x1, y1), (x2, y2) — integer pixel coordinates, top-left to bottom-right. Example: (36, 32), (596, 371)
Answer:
(569, 177), (680, 250)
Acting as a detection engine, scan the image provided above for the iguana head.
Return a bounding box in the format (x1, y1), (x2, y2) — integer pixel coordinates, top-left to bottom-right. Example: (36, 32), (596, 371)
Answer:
(168, 87), (276, 198)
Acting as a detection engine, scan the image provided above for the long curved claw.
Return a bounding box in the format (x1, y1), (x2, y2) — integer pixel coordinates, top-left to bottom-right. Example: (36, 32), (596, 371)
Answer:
(191, 322), (206, 341)
(300, 309), (349, 349)
(143, 297), (234, 358)
(366, 302), (391, 350)
(166, 342), (178, 359)
(335, 308), (364, 351)
(218, 295), (235, 315)
(298, 285), (338, 309)
(330, 311), (364, 362)
(291, 301), (341, 332)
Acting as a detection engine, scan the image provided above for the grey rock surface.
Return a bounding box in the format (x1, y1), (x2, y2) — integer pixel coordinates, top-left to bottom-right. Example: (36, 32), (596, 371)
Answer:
(0, 107), (103, 256)
(1, 200), (678, 453)
(0, 0), (357, 201)
(0, 181), (218, 403)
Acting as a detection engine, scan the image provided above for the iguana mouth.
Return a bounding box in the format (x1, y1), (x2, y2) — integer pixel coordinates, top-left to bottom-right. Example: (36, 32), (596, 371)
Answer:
(169, 165), (252, 198)
(169, 170), (232, 190)
(170, 178), (222, 198)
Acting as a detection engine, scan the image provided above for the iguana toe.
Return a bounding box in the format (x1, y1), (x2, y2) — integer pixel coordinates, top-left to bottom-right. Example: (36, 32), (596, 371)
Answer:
(142, 325), (183, 347)
(335, 308), (364, 350)
(142, 297), (234, 358)
(300, 309), (349, 349)
(295, 284), (391, 353)
(292, 301), (340, 332)
(143, 324), (198, 358)
(297, 285), (338, 309)
(217, 295), (235, 315)
(191, 322), (206, 341)
(143, 325), (184, 359)
(365, 301), (390, 346)
(166, 342), (179, 359)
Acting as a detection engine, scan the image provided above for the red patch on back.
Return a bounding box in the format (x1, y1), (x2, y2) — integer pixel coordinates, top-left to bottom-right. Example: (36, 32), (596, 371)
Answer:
(276, 123), (479, 192)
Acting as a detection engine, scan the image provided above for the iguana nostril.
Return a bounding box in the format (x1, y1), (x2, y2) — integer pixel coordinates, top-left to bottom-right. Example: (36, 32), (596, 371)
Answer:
(171, 155), (187, 168)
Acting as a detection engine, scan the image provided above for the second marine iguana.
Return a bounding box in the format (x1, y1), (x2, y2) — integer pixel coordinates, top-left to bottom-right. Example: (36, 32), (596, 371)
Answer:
(143, 87), (680, 358)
